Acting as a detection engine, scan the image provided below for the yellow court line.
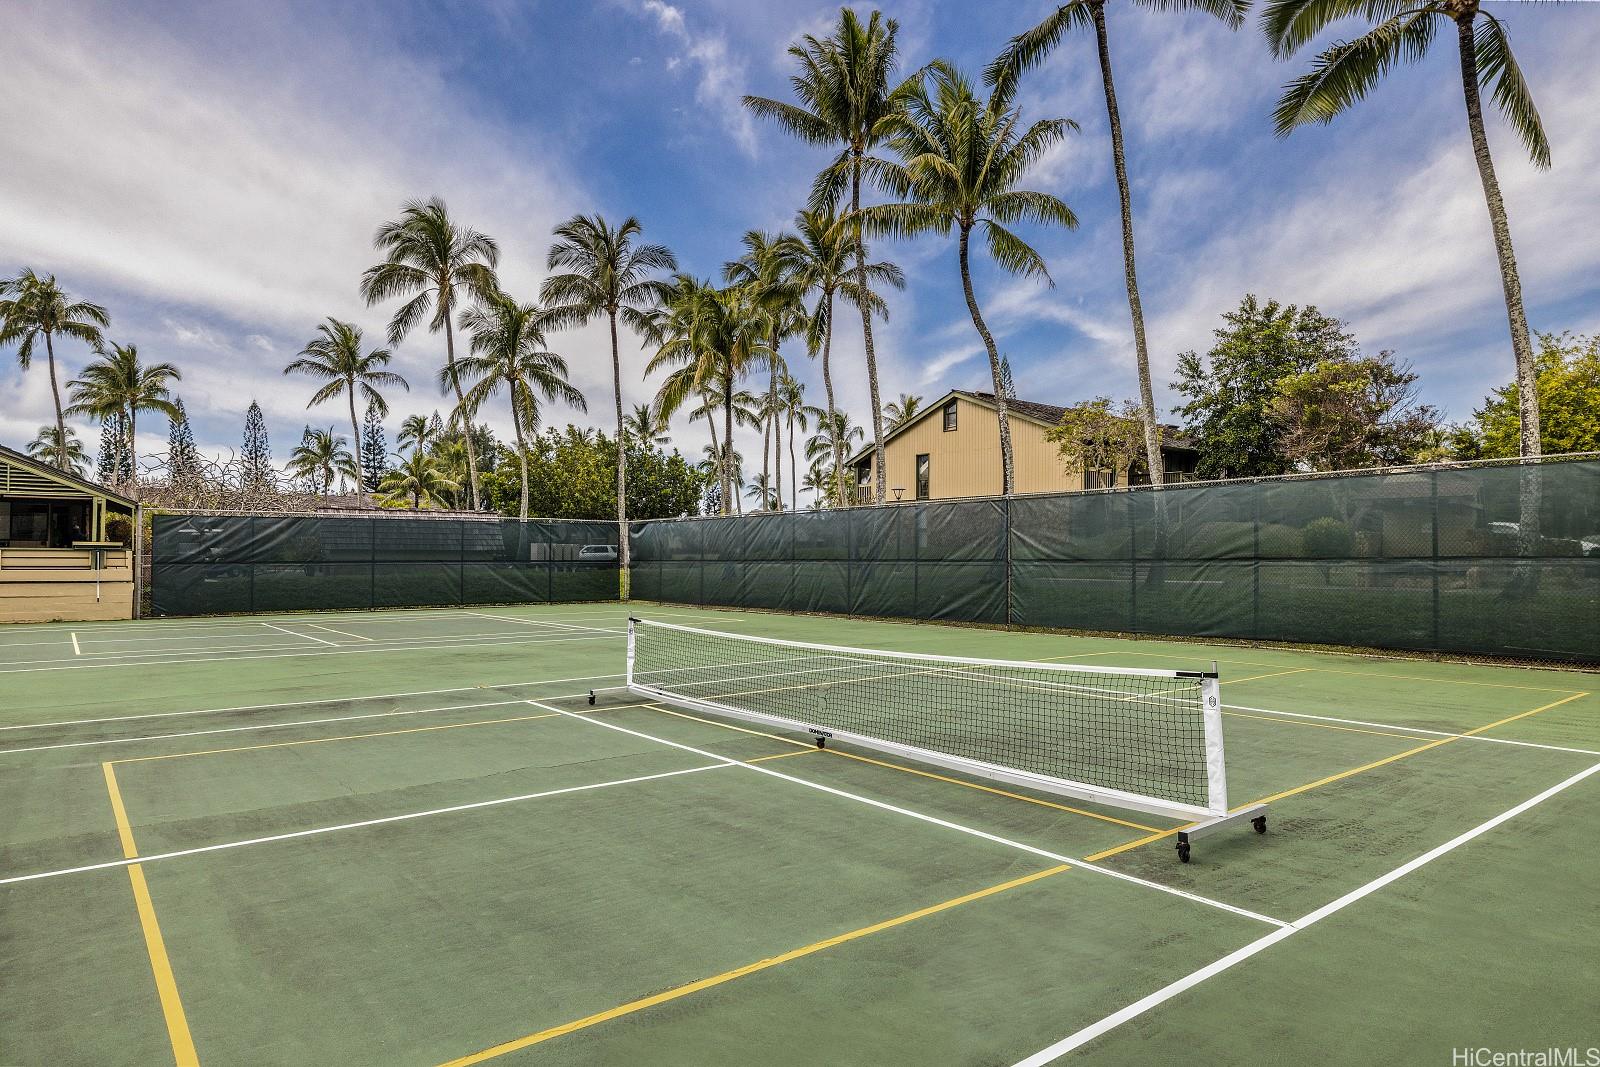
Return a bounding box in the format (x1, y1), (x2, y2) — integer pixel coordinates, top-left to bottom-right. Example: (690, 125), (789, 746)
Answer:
(1085, 691), (1591, 862)
(433, 864), (1072, 1067)
(1225, 667), (1315, 685)
(103, 763), (199, 1067)
(643, 702), (814, 749)
(1221, 708), (1432, 741)
(747, 749), (820, 763)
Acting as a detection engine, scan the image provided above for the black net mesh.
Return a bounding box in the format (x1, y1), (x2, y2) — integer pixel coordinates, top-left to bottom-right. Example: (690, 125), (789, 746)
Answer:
(631, 458), (1600, 664)
(629, 619), (1213, 809)
(151, 514), (618, 616)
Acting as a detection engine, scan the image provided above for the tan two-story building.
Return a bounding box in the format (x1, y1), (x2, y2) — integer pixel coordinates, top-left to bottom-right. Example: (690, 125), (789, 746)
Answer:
(847, 390), (1198, 502)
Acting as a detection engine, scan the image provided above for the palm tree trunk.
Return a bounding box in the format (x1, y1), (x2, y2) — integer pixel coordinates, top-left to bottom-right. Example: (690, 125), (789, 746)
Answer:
(707, 413), (721, 513)
(608, 311), (630, 586)
(787, 410), (798, 512)
(820, 292), (843, 506)
(1457, 15), (1540, 561)
(44, 333), (69, 469)
(851, 157), (887, 506)
(511, 389), (530, 520)
(347, 386), (365, 499)
(768, 360), (780, 509)
(760, 370), (773, 510)
(723, 359), (735, 516)
(959, 227), (1014, 495)
(126, 405), (139, 497)
(442, 313), (482, 510)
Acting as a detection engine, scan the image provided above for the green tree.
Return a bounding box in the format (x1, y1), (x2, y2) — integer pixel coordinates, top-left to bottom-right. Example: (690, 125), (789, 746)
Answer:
(1172, 296), (1357, 477)
(1044, 397), (1149, 486)
(543, 215), (676, 576)
(167, 397), (201, 491)
(885, 393), (923, 429)
(987, 0), (1249, 483)
(623, 403), (671, 447)
(806, 409), (865, 504)
(27, 424), (89, 476)
(480, 427), (706, 521)
(1454, 332), (1600, 458)
(65, 342), (182, 495)
(456, 290), (588, 519)
(744, 9), (922, 505)
(777, 374), (816, 512)
(360, 401), (390, 492)
(361, 197), (499, 509)
(1264, 0), (1552, 461)
(240, 401), (274, 492)
(859, 61), (1078, 495)
(377, 449), (459, 510)
(1270, 354), (1440, 470)
(287, 427), (358, 495)
(0, 270), (110, 467)
(284, 318), (408, 498)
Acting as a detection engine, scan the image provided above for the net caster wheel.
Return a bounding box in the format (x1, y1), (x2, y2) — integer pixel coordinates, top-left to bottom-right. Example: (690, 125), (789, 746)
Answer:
(1176, 841), (1191, 863)
(588, 690), (596, 706)
(1252, 815), (1267, 834)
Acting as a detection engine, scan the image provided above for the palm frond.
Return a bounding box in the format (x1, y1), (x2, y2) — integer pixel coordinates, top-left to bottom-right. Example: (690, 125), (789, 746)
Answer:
(1271, 12), (1430, 135)
(1475, 13), (1550, 169)
(982, 221), (1053, 284)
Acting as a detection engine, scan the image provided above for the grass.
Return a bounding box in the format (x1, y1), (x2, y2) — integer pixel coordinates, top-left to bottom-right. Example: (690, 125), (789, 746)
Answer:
(0, 602), (1594, 1065)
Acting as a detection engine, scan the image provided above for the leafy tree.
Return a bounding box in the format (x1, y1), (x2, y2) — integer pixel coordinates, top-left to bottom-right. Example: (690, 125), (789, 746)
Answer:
(0, 270), (110, 467)
(859, 61), (1077, 495)
(241, 401), (275, 492)
(1453, 333), (1600, 458)
(1045, 397), (1149, 486)
(456, 290), (587, 519)
(377, 449), (458, 510)
(885, 393), (923, 429)
(987, 0), (1248, 484)
(1270, 354), (1440, 470)
(97, 413), (127, 487)
(543, 215), (676, 576)
(283, 318), (408, 497)
(361, 196), (500, 508)
(1264, 0), (1552, 460)
(27, 424), (89, 476)
(360, 401), (389, 492)
(65, 342), (182, 495)
(1172, 296), (1356, 478)
(480, 427), (706, 521)
(623, 403), (671, 447)
(167, 397), (201, 489)
(287, 427), (357, 495)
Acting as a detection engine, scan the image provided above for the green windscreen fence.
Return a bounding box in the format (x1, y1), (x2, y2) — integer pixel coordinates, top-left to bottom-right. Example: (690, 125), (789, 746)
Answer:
(151, 513), (619, 616)
(631, 458), (1600, 664)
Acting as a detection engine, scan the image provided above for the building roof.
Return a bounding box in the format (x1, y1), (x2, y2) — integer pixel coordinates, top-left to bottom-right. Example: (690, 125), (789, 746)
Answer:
(847, 389), (1196, 466)
(0, 442), (137, 506)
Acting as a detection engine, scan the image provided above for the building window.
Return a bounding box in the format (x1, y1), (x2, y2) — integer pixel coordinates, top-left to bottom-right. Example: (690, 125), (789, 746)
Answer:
(915, 454), (930, 500)
(942, 400), (957, 432)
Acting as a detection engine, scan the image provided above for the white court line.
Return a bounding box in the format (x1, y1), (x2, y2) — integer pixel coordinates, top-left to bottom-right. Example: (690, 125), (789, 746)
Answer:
(0, 762), (731, 887)
(304, 622), (373, 642)
(529, 700), (1287, 929)
(262, 622), (338, 647)
(0, 604), (630, 637)
(1222, 701), (1600, 757)
(1007, 759), (1600, 1066)
(0, 631), (621, 675)
(71, 633), (81, 656)
(460, 610), (621, 635)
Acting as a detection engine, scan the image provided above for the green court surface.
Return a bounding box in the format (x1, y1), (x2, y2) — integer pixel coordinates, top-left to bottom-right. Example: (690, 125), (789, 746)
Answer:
(1, 603), (1595, 1066)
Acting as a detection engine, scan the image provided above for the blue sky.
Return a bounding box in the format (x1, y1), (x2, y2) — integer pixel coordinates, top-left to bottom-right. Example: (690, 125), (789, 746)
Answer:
(3, 0), (1597, 502)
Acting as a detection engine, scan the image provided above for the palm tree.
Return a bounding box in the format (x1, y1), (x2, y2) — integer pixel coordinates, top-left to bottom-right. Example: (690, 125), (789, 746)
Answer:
(542, 215), (676, 578)
(456, 291), (588, 519)
(858, 62), (1078, 495)
(1264, 0), (1548, 463)
(801, 460), (833, 510)
(27, 425), (89, 476)
(0, 270), (110, 468)
(360, 197), (499, 509)
(283, 318), (409, 497)
(65, 343), (182, 494)
(623, 403), (671, 448)
(885, 393), (924, 429)
(987, 0), (1247, 483)
(377, 449), (459, 510)
(397, 414), (437, 455)
(431, 437), (471, 509)
(745, 10), (922, 505)
(724, 229), (806, 511)
(776, 374), (814, 512)
(287, 428), (358, 495)
(806, 409), (865, 505)
(772, 208), (903, 504)
(744, 474), (780, 511)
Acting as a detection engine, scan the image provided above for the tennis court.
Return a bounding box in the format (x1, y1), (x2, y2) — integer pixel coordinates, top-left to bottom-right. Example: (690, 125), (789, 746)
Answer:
(2, 602), (1595, 1066)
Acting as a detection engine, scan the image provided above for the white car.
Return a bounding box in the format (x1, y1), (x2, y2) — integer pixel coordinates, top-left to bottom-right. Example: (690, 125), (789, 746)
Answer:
(577, 544), (619, 562)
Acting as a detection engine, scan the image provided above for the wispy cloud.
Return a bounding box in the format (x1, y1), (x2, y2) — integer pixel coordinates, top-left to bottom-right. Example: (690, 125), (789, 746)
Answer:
(640, 0), (758, 155)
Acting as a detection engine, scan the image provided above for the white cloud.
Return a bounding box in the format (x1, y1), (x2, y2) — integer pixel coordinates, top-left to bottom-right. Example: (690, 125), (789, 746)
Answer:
(637, 0), (757, 155)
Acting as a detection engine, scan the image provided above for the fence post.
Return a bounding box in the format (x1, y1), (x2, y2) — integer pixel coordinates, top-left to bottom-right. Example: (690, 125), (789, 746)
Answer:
(1252, 484), (1261, 638)
(1003, 496), (1014, 628)
(1431, 469), (1441, 652)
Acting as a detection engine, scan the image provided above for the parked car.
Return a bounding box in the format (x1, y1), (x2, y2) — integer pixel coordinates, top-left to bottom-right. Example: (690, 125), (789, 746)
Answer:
(577, 544), (619, 562)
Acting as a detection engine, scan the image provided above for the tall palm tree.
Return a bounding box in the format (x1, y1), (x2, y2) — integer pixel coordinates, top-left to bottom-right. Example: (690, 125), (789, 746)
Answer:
(987, 0), (1247, 483)
(283, 318), (409, 497)
(377, 449), (459, 510)
(623, 403), (671, 448)
(885, 392), (924, 429)
(287, 428), (358, 495)
(776, 374), (814, 512)
(806, 409), (865, 505)
(456, 291), (588, 519)
(858, 62), (1078, 495)
(397, 413), (437, 455)
(27, 425), (89, 476)
(1264, 0), (1549, 463)
(360, 197), (499, 509)
(772, 208), (903, 504)
(65, 343), (182, 494)
(542, 215), (676, 577)
(744, 10), (923, 505)
(0, 270), (110, 468)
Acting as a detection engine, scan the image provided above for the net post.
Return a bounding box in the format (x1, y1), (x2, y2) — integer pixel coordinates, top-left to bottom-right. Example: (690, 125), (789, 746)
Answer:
(1201, 664), (1228, 814)
(626, 617), (638, 687)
